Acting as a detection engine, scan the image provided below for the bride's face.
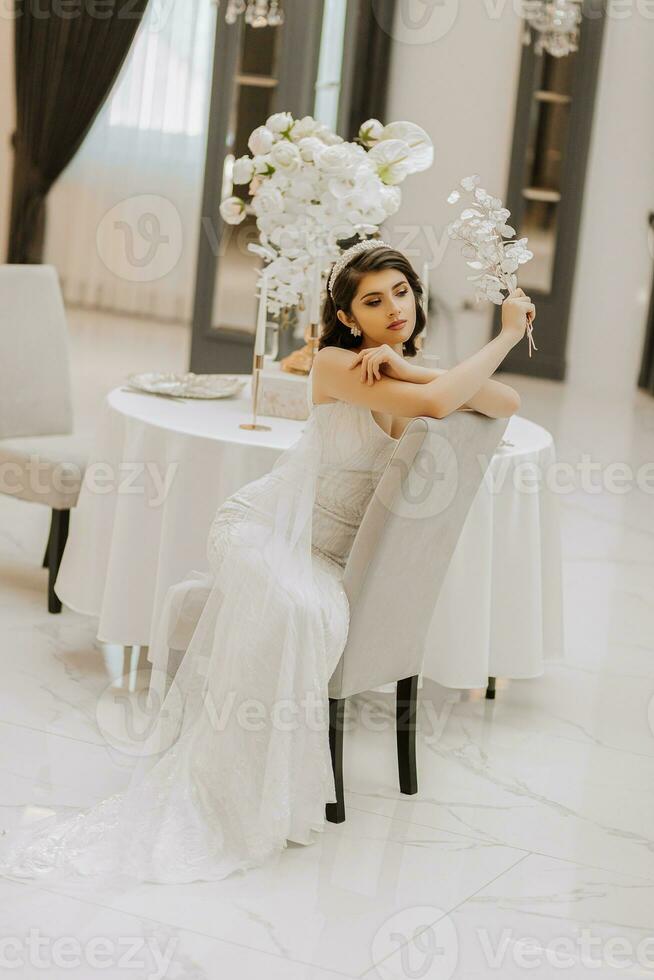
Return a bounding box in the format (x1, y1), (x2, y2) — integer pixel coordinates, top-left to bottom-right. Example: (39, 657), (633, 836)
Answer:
(337, 267), (416, 349)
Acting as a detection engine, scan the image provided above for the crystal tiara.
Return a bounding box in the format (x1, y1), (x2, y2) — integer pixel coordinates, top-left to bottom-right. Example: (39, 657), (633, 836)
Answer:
(327, 239), (394, 297)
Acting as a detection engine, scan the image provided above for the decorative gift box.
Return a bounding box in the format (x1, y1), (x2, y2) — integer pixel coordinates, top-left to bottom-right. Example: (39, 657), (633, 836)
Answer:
(258, 360), (310, 421)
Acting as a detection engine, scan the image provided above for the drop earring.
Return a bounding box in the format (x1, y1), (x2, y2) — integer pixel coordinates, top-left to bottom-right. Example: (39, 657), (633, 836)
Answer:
(349, 322), (362, 338)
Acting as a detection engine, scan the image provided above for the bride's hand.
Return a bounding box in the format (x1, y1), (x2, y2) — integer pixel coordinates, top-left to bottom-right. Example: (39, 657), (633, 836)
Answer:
(349, 344), (409, 385)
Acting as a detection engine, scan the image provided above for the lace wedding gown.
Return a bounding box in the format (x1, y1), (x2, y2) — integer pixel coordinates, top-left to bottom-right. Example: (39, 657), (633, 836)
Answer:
(0, 370), (398, 885)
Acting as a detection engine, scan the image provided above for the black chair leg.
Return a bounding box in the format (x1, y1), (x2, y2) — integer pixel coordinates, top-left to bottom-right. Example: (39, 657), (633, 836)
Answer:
(47, 508), (70, 614)
(485, 675), (496, 700)
(325, 697), (346, 823)
(42, 515), (54, 568)
(396, 675), (418, 795)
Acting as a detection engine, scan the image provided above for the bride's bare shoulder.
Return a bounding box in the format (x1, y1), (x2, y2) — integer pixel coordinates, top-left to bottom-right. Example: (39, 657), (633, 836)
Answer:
(312, 346), (435, 419)
(312, 347), (359, 404)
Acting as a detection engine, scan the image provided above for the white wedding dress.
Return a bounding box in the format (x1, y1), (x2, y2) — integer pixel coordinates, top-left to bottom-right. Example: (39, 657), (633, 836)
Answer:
(0, 369), (398, 885)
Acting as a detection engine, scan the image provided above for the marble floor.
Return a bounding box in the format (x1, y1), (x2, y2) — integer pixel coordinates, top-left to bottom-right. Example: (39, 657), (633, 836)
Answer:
(1, 307), (653, 979)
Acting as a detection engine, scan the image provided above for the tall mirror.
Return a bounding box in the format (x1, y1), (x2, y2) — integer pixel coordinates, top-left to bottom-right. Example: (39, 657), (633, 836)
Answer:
(492, 0), (606, 380)
(190, 0), (391, 374)
(519, 53), (576, 294)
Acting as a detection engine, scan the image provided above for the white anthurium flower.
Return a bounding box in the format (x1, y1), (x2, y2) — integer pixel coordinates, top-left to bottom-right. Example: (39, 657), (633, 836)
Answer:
(219, 196), (247, 225)
(358, 118), (384, 147)
(248, 126), (274, 156)
(379, 121), (434, 174)
(232, 155), (255, 184)
(368, 139), (414, 185)
(266, 112), (294, 136)
(270, 140), (302, 174)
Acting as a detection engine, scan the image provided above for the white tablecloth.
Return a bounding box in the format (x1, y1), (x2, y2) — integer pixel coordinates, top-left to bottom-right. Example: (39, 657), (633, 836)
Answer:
(55, 381), (564, 689)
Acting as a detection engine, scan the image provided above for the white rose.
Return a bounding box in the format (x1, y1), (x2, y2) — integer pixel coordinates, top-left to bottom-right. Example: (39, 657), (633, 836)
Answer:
(290, 115), (320, 141)
(232, 155), (254, 184)
(252, 154), (273, 175)
(315, 143), (362, 177)
(219, 196), (247, 225)
(315, 124), (344, 146)
(248, 126), (274, 156)
(379, 184), (402, 216)
(296, 136), (325, 163)
(266, 112), (294, 136)
(252, 184), (285, 216)
(270, 140), (302, 174)
(358, 118), (384, 147)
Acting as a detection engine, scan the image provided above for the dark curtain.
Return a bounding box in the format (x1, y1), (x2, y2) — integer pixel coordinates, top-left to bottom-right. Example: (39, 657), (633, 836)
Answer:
(7, 0), (149, 263)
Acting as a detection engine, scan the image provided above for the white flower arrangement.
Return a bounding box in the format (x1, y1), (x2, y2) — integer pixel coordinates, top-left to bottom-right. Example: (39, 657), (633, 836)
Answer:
(447, 174), (537, 356)
(220, 112), (434, 315)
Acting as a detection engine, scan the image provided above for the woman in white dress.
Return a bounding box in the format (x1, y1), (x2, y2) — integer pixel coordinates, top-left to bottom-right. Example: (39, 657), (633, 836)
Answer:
(0, 242), (534, 886)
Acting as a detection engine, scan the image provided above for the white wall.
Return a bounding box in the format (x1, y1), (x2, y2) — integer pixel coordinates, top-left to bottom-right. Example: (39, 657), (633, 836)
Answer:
(0, 12), (14, 261)
(383, 2), (525, 365)
(384, 1), (654, 396)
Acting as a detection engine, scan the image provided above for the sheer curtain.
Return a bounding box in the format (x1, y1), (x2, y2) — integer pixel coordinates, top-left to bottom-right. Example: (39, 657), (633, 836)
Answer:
(43, 0), (216, 322)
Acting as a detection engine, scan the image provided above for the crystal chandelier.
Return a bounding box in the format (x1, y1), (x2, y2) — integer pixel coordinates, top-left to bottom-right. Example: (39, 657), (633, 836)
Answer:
(520, 0), (582, 57)
(224, 0), (284, 27)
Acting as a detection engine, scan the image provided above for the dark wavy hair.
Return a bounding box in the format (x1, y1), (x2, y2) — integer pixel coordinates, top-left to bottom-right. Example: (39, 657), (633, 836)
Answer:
(318, 243), (425, 357)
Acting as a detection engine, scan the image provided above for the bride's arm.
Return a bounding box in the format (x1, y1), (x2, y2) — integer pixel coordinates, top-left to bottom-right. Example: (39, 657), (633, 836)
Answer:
(390, 361), (521, 419)
(314, 333), (519, 420)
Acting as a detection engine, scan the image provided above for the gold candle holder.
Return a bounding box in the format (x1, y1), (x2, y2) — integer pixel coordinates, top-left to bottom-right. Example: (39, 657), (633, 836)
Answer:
(239, 351), (272, 431)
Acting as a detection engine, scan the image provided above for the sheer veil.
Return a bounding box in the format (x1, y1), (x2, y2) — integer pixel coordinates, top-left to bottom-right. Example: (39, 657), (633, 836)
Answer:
(0, 369), (341, 886)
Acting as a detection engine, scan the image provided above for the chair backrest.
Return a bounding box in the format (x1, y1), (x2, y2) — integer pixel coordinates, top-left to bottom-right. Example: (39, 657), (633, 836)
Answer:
(0, 264), (73, 439)
(328, 410), (509, 699)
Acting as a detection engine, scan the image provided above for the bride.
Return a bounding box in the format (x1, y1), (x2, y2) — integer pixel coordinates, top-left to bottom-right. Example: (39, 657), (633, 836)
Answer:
(0, 241), (534, 886)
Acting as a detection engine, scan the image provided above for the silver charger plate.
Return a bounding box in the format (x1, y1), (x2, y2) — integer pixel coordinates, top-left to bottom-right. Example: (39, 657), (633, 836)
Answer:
(125, 372), (248, 399)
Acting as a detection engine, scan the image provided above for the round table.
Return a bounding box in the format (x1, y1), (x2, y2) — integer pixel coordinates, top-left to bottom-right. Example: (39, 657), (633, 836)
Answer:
(55, 380), (564, 689)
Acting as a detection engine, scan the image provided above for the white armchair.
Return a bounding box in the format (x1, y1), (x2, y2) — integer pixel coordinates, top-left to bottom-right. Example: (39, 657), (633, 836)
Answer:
(0, 265), (88, 612)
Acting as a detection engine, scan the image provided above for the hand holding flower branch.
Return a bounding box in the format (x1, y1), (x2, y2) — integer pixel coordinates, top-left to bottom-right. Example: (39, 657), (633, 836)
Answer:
(447, 174), (538, 357)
